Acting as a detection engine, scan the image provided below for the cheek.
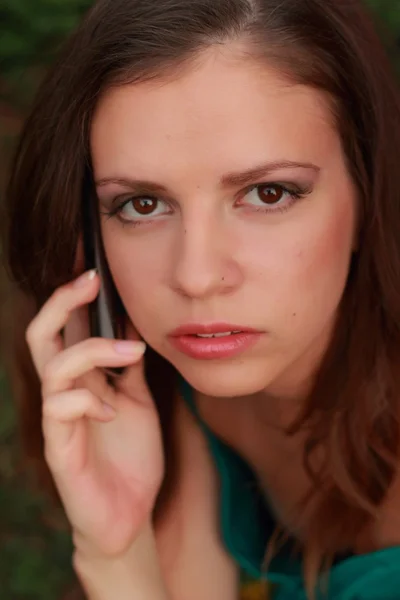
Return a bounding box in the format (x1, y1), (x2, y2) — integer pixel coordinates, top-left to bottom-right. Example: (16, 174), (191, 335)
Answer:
(294, 213), (352, 290)
(244, 200), (355, 327)
(286, 212), (355, 327)
(101, 230), (167, 322)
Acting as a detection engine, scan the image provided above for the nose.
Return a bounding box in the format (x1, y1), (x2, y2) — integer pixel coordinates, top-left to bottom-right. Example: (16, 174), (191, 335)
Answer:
(172, 208), (242, 299)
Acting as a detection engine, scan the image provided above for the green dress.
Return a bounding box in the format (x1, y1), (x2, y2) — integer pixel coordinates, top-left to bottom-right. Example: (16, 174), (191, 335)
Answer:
(180, 378), (400, 599)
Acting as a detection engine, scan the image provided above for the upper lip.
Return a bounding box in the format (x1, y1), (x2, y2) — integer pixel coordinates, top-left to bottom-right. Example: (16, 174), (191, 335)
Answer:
(169, 323), (261, 337)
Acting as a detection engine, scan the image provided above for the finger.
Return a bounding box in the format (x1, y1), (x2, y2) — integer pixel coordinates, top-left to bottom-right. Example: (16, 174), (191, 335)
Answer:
(63, 304), (94, 393)
(43, 388), (114, 423)
(117, 321), (151, 404)
(42, 388), (115, 472)
(26, 270), (99, 378)
(42, 337), (146, 396)
(63, 304), (90, 349)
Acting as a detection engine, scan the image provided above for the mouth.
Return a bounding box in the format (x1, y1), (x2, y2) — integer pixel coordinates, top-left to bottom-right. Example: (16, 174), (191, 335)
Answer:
(170, 323), (260, 336)
(168, 323), (262, 360)
(190, 330), (242, 338)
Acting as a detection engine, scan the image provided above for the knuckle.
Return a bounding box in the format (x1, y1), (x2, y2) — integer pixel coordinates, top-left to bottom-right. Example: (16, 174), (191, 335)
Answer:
(25, 285), (68, 346)
(25, 320), (38, 346)
(42, 396), (56, 420)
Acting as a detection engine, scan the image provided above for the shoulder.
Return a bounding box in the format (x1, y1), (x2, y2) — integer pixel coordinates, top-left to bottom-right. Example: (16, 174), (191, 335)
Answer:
(154, 392), (239, 600)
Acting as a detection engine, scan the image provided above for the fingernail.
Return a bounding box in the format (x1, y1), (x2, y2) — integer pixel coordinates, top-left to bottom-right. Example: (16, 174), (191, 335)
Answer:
(102, 402), (116, 416)
(114, 341), (146, 356)
(74, 269), (98, 288)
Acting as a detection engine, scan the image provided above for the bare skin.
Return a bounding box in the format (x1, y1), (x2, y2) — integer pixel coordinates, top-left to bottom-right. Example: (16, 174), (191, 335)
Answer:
(26, 43), (400, 599)
(194, 388), (400, 554)
(91, 44), (358, 548)
(155, 395), (239, 598)
(94, 46), (357, 406)
(26, 272), (170, 599)
(26, 246), (400, 600)
(26, 269), (237, 598)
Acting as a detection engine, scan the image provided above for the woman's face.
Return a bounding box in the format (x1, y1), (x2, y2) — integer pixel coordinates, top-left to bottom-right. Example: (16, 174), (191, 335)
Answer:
(91, 47), (357, 399)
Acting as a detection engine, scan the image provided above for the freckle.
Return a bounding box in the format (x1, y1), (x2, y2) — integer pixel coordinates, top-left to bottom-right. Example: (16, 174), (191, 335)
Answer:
(292, 312), (297, 317)
(222, 277), (225, 281)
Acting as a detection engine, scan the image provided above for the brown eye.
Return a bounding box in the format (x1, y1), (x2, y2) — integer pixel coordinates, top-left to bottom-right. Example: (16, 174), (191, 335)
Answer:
(238, 182), (302, 214)
(257, 184), (285, 204)
(115, 194), (170, 224)
(131, 197), (158, 215)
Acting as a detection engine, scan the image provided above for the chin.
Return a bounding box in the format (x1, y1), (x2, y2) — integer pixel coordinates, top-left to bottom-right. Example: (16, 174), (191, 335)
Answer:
(170, 356), (277, 398)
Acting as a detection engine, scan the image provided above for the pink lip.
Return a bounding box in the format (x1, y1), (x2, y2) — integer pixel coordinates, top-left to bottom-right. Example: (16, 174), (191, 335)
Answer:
(168, 323), (262, 360)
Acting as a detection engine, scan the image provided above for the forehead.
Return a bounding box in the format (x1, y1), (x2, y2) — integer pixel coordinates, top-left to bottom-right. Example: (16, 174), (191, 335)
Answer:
(91, 50), (339, 180)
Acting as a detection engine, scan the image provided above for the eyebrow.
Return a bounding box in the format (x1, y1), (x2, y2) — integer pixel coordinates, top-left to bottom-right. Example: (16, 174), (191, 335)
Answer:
(95, 160), (320, 193)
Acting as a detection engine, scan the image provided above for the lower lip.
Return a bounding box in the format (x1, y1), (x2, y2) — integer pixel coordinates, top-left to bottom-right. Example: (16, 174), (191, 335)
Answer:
(169, 332), (261, 360)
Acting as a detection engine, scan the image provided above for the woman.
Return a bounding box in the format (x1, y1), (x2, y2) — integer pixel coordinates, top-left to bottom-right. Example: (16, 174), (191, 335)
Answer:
(3, 0), (400, 598)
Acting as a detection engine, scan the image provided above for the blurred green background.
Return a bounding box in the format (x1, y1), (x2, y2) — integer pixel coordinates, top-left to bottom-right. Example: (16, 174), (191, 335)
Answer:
(0, 1), (399, 598)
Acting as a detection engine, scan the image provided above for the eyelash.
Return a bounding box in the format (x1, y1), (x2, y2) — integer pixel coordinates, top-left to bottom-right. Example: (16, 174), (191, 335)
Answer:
(99, 182), (311, 227)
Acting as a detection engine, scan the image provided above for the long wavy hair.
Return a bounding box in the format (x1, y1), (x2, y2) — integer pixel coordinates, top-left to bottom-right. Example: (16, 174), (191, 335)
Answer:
(3, 0), (400, 595)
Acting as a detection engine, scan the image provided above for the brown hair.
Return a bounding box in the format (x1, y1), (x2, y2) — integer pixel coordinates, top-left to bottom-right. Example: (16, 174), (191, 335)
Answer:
(3, 0), (400, 595)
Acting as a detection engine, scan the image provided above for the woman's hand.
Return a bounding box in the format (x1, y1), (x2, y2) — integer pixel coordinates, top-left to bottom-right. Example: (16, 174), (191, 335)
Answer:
(26, 269), (164, 560)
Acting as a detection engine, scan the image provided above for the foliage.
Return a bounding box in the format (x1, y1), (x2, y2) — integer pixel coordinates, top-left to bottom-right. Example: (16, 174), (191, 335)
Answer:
(0, 0), (91, 71)
(367, 0), (400, 32)
(0, 0), (399, 79)
(0, 0), (92, 108)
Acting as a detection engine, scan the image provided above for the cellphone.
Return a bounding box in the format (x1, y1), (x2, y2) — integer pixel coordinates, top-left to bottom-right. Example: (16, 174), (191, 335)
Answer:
(82, 175), (125, 376)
